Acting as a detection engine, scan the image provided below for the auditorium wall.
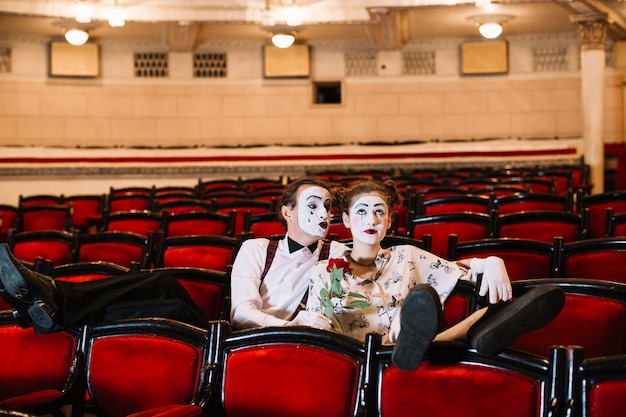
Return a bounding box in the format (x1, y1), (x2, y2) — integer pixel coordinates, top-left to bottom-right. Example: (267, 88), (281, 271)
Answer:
(0, 31), (623, 149)
(0, 31), (622, 204)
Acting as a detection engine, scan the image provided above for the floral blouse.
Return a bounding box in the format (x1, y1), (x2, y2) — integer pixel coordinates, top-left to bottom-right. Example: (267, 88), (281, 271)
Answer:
(306, 245), (471, 344)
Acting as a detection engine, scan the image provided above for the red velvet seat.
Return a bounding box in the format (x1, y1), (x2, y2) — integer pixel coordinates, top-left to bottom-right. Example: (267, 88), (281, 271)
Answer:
(63, 194), (106, 233)
(0, 313), (82, 417)
(46, 261), (132, 283)
(408, 212), (493, 258)
(74, 231), (154, 269)
(213, 199), (275, 236)
(559, 237), (626, 283)
(153, 198), (214, 214)
(494, 192), (571, 215)
(154, 232), (241, 272)
(447, 236), (562, 281)
(81, 318), (212, 417)
(580, 191), (626, 238)
(16, 204), (72, 233)
(328, 214), (352, 241)
(18, 194), (64, 207)
(569, 346), (626, 417)
(415, 193), (493, 216)
(217, 324), (366, 417)
(162, 210), (235, 238)
(0, 204), (18, 243)
(102, 210), (162, 237)
(509, 279), (626, 358)
(8, 230), (75, 267)
(370, 335), (565, 417)
(107, 193), (153, 214)
(242, 211), (285, 239)
(146, 266), (231, 321)
(494, 210), (587, 243)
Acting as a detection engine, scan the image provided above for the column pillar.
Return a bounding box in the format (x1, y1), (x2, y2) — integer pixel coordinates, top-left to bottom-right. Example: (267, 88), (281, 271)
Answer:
(570, 13), (609, 194)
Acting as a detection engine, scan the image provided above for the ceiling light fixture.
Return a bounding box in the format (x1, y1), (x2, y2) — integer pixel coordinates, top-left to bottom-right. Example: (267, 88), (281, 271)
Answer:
(74, 2), (93, 24)
(271, 32), (296, 48)
(64, 27), (90, 46)
(468, 15), (514, 39)
(285, 5), (304, 26)
(108, 3), (127, 28)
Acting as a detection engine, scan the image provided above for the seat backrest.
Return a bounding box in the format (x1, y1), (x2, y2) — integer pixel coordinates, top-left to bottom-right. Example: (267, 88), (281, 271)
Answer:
(417, 193), (493, 216)
(109, 186), (154, 197)
(18, 194), (64, 207)
(83, 319), (211, 417)
(494, 192), (570, 215)
(369, 335), (564, 417)
(218, 325), (366, 417)
(0, 204), (18, 240)
(0, 314), (81, 412)
(163, 210), (235, 238)
(47, 261), (131, 283)
(63, 194), (106, 232)
(571, 346), (626, 417)
(153, 198), (215, 214)
(495, 210), (586, 243)
(8, 230), (75, 267)
(509, 279), (626, 358)
(107, 193), (153, 214)
(74, 231), (154, 269)
(102, 210), (162, 237)
(408, 212), (493, 258)
(16, 204), (72, 232)
(148, 266), (230, 321)
(606, 208), (626, 237)
(155, 233), (241, 272)
(213, 199), (275, 236)
(582, 192), (626, 238)
(559, 237), (626, 283)
(242, 211), (286, 239)
(447, 236), (561, 280)
(328, 215), (352, 241)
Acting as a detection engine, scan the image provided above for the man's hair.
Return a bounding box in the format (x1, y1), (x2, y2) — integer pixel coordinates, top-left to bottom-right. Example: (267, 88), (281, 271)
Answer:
(278, 176), (331, 227)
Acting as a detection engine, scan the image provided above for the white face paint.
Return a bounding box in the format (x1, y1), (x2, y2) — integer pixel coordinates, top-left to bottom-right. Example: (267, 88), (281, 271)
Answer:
(348, 194), (390, 246)
(296, 185), (331, 238)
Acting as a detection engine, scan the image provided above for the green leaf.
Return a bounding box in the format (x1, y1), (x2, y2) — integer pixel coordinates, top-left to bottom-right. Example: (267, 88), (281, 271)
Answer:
(347, 292), (367, 299)
(319, 287), (329, 298)
(331, 279), (342, 296)
(348, 300), (371, 309)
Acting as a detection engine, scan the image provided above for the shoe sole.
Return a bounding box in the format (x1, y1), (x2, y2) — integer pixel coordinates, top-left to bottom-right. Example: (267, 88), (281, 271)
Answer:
(28, 302), (55, 330)
(0, 244), (54, 330)
(0, 244), (32, 301)
(471, 285), (565, 357)
(391, 286), (442, 371)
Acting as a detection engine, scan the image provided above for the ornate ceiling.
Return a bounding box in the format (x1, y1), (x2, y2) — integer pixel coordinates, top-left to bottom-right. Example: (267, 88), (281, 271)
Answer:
(1, 0), (626, 51)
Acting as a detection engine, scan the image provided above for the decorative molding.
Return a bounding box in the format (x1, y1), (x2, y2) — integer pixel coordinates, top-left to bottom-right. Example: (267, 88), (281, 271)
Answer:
(570, 13), (609, 51)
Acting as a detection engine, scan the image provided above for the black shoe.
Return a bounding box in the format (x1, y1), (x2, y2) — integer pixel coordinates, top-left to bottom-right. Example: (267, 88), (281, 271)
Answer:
(468, 284), (565, 357)
(0, 244), (61, 332)
(391, 284), (442, 371)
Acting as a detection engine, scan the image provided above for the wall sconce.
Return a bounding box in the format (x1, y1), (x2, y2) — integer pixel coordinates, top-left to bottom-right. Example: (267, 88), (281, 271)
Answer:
(469, 15), (514, 39)
(271, 32), (296, 48)
(64, 27), (90, 46)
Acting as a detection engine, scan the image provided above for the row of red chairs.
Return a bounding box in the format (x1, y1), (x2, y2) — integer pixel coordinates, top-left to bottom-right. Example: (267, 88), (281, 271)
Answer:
(7, 230), (242, 272)
(0, 276), (624, 417)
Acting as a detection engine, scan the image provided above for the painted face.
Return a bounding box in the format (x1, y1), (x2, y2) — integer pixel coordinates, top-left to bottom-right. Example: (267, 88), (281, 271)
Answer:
(347, 193), (390, 245)
(296, 185), (331, 238)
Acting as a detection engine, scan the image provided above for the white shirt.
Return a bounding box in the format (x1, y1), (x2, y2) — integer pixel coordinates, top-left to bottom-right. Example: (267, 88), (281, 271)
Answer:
(230, 235), (346, 329)
(306, 245), (472, 344)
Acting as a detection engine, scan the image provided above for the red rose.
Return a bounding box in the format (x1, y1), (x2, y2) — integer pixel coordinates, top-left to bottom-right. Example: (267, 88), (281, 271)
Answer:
(327, 258), (350, 273)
